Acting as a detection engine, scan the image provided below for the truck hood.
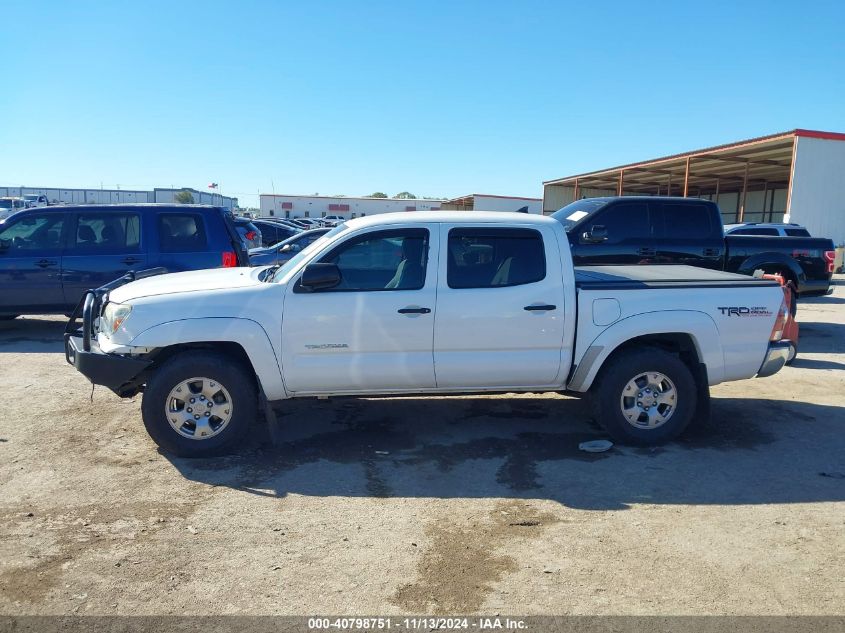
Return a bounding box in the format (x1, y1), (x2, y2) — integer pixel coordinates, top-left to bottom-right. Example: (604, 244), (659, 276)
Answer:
(108, 267), (265, 303)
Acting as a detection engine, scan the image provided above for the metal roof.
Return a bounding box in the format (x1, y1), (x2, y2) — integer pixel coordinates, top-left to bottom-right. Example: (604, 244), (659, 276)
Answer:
(543, 129), (845, 195)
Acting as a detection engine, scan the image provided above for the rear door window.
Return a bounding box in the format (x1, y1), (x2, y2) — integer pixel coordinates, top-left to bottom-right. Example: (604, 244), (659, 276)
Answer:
(657, 203), (714, 238)
(448, 228), (545, 288)
(158, 213), (208, 252)
(74, 213), (141, 252)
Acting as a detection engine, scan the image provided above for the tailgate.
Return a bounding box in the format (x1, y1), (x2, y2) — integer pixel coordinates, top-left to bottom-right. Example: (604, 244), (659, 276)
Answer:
(220, 209), (250, 265)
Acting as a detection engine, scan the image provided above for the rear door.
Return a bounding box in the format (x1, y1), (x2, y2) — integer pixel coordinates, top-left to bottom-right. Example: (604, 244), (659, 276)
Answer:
(570, 201), (655, 265)
(0, 211), (67, 313)
(652, 201), (723, 269)
(433, 224), (566, 388)
(61, 210), (147, 307)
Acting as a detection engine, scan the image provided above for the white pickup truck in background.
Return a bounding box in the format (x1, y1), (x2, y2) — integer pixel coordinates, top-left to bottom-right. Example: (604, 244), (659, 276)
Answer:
(65, 212), (791, 456)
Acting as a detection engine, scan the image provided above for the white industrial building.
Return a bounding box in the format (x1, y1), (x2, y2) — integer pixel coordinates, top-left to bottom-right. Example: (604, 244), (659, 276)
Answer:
(441, 193), (542, 213)
(259, 194), (445, 219)
(259, 192), (543, 220)
(542, 129), (845, 245)
(0, 185), (238, 209)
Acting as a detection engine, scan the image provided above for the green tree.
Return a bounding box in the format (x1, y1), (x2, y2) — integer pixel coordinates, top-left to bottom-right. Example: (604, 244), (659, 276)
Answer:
(368, 192), (388, 198)
(174, 190), (195, 204)
(393, 191), (417, 199)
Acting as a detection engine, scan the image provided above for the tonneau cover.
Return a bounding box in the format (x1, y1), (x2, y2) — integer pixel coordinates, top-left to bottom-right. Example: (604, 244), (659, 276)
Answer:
(575, 265), (779, 289)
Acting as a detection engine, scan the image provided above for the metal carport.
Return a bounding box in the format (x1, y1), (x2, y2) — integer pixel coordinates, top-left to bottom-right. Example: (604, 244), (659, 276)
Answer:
(542, 129), (845, 236)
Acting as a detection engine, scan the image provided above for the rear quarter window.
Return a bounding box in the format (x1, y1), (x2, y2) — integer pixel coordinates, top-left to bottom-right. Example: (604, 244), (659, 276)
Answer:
(158, 213), (208, 252)
(785, 228), (810, 237)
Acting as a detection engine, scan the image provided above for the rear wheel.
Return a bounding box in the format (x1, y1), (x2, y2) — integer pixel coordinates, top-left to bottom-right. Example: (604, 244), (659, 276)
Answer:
(591, 348), (697, 446)
(141, 351), (256, 457)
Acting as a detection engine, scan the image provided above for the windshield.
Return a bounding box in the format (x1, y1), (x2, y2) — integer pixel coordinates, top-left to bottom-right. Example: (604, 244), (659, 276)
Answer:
(550, 198), (610, 231)
(267, 223), (349, 282)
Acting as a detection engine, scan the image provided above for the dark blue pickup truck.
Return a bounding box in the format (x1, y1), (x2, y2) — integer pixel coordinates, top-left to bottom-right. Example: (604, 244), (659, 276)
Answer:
(0, 204), (247, 318)
(553, 197), (835, 296)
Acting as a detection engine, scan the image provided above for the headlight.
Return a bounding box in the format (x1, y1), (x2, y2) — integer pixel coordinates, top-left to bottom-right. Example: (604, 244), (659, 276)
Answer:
(101, 302), (132, 335)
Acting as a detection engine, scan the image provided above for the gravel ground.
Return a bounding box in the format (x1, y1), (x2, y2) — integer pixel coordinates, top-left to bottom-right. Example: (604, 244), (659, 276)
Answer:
(1, 276), (843, 615)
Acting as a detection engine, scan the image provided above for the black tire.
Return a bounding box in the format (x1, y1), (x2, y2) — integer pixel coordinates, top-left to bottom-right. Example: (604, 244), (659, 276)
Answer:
(141, 351), (257, 457)
(591, 347), (697, 446)
(785, 341), (798, 366)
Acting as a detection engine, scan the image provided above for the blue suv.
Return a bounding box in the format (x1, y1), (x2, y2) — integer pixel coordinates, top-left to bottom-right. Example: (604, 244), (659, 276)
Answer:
(0, 204), (247, 318)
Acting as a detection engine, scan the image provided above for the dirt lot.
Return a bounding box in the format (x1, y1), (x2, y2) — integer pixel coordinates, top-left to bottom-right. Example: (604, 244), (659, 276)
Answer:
(1, 277), (843, 616)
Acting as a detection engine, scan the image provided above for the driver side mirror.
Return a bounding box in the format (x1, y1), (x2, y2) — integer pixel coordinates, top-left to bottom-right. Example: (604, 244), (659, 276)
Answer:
(581, 225), (608, 244)
(280, 243), (299, 253)
(299, 262), (341, 292)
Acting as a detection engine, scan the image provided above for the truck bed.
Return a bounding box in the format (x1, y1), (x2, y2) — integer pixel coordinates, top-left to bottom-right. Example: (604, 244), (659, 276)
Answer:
(575, 265), (781, 290)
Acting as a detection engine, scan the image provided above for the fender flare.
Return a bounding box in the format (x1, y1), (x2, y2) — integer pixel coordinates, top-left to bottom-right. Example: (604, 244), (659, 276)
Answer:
(567, 310), (724, 392)
(129, 317), (287, 399)
(735, 252), (804, 284)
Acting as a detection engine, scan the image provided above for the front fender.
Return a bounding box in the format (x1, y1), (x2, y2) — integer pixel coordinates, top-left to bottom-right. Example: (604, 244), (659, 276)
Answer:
(130, 317), (287, 399)
(567, 310), (724, 392)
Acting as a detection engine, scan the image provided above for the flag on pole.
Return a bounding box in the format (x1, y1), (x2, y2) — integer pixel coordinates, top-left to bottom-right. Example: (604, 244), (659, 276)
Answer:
(208, 183), (219, 189)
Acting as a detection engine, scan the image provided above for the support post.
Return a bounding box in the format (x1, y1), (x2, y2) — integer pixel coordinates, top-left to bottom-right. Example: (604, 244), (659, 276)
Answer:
(617, 170), (624, 196)
(738, 161), (749, 222)
(683, 157), (691, 197)
(768, 183), (776, 222)
(667, 173), (672, 196)
(573, 178), (580, 201)
(761, 181), (768, 222)
(785, 136), (798, 222)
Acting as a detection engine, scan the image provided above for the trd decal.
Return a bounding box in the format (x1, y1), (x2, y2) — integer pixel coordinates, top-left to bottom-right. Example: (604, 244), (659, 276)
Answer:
(304, 343), (349, 349)
(717, 306), (773, 317)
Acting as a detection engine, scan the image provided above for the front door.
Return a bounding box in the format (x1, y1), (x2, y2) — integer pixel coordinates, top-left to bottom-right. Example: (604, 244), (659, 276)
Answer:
(570, 201), (656, 265)
(434, 224), (566, 388)
(0, 211), (67, 313)
(281, 226), (438, 393)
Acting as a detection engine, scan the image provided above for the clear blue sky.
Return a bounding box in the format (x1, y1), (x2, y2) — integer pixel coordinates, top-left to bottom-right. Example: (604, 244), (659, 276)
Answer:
(3, 0), (844, 208)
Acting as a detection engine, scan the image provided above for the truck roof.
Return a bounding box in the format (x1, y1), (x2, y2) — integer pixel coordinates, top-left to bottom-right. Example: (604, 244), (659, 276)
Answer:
(6, 203), (228, 213)
(345, 210), (556, 229)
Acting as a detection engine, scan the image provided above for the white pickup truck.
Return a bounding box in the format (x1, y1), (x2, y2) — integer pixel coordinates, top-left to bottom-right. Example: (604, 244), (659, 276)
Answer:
(64, 211), (791, 456)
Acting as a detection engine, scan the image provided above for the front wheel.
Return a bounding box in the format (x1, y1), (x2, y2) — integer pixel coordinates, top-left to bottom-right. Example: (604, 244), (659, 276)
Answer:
(591, 348), (697, 446)
(141, 351), (257, 457)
